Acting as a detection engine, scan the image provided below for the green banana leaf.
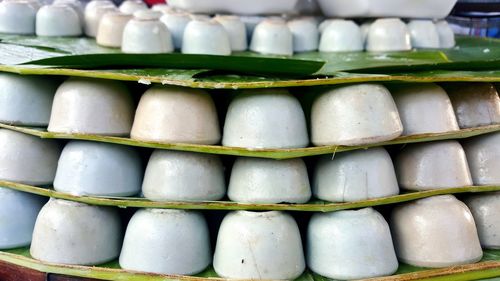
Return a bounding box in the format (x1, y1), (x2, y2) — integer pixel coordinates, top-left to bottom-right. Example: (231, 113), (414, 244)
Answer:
(2, 34), (500, 75)
(2, 64), (500, 90)
(3, 247), (500, 281)
(2, 180), (499, 212)
(1, 123), (499, 159)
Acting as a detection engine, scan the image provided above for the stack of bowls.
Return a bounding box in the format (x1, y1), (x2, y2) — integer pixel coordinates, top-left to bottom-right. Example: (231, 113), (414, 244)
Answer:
(2, 68), (500, 280)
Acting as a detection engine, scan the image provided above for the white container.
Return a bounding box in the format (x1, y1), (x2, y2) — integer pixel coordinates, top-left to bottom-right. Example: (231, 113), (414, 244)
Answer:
(464, 192), (500, 249)
(96, 11), (132, 48)
(313, 147), (399, 202)
(250, 19), (293, 56)
(390, 83), (460, 135)
(131, 86), (221, 144)
(462, 132), (500, 186)
(311, 84), (403, 146)
(407, 20), (440, 49)
(36, 4), (82, 36)
(0, 188), (46, 249)
(159, 12), (191, 50)
(307, 208), (398, 280)
(181, 19), (231, 55)
(213, 211), (305, 279)
(222, 89), (309, 149)
(48, 77), (134, 136)
(214, 15), (247, 52)
(168, 0), (300, 15)
(228, 157), (311, 204)
(0, 0), (36, 34)
(395, 141), (473, 190)
(83, 0), (116, 37)
(366, 18), (411, 52)
(0, 129), (60, 185)
(288, 17), (319, 52)
(391, 195), (482, 268)
(52, 0), (83, 23)
(435, 20), (455, 48)
(319, 20), (363, 52)
(30, 199), (122, 265)
(142, 150), (225, 201)
(444, 83), (500, 129)
(122, 10), (174, 54)
(0, 73), (58, 126)
(118, 0), (147, 14)
(120, 209), (211, 275)
(317, 0), (457, 19)
(54, 141), (143, 197)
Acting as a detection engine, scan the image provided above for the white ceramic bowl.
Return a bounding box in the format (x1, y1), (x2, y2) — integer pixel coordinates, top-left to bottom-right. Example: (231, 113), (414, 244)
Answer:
(443, 83), (500, 129)
(0, 0), (36, 34)
(390, 195), (483, 268)
(313, 147), (399, 202)
(0, 129), (60, 185)
(222, 89), (309, 149)
(122, 10), (174, 54)
(118, 0), (147, 14)
(83, 0), (116, 37)
(48, 77), (135, 136)
(462, 132), (500, 186)
(214, 15), (247, 52)
(120, 209), (211, 275)
(308, 208), (398, 280)
(366, 18), (411, 52)
(318, 19), (333, 33)
(36, 4), (82, 36)
(250, 19), (293, 56)
(435, 20), (455, 48)
(319, 19), (363, 52)
(213, 211), (305, 279)
(464, 192), (500, 249)
(96, 11), (132, 48)
(395, 141), (473, 190)
(159, 12), (191, 50)
(181, 19), (231, 55)
(317, 0), (457, 19)
(407, 20), (440, 49)
(228, 157), (311, 204)
(390, 83), (460, 135)
(30, 199), (122, 265)
(142, 150), (225, 201)
(52, 0), (83, 23)
(0, 188), (46, 249)
(131, 85), (221, 144)
(168, 0), (300, 15)
(54, 141), (143, 196)
(311, 84), (403, 146)
(0, 73), (58, 126)
(287, 17), (319, 52)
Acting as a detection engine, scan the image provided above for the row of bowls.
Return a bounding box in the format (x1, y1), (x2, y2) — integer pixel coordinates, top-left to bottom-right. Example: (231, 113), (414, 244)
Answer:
(0, 128), (499, 202)
(2, 193), (498, 280)
(1, 73), (500, 148)
(0, 0), (455, 54)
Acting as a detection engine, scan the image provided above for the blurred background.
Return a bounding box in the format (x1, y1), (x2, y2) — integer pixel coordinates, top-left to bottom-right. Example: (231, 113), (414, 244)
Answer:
(449, 0), (500, 38)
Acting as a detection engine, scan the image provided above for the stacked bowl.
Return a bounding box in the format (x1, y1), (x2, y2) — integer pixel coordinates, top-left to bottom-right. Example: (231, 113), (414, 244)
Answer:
(0, 68), (499, 280)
